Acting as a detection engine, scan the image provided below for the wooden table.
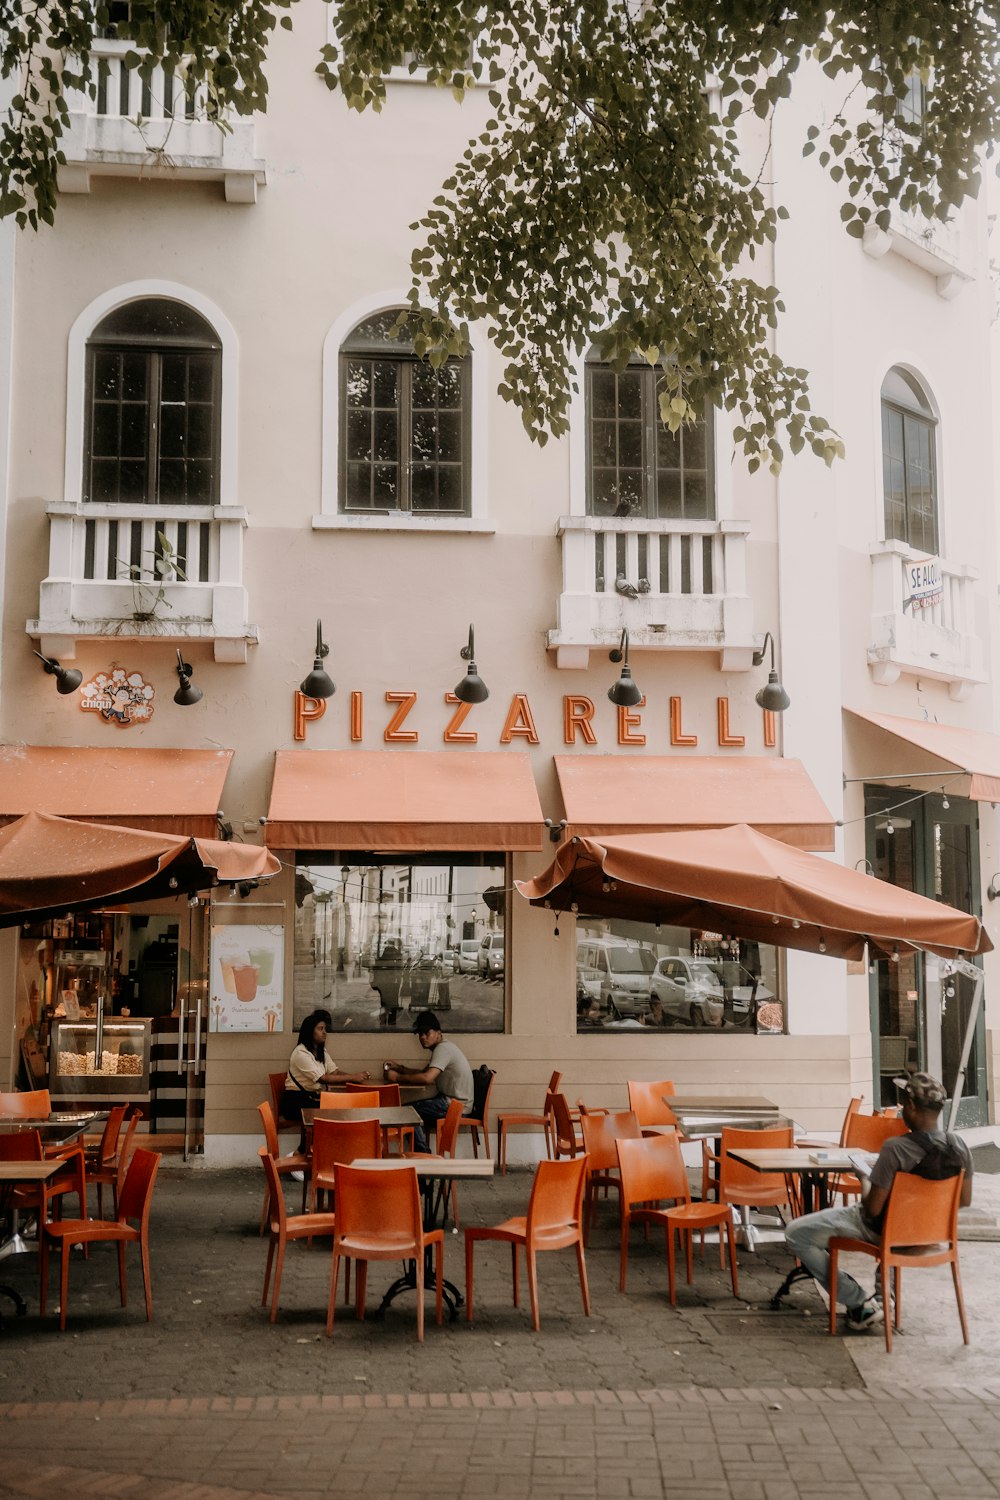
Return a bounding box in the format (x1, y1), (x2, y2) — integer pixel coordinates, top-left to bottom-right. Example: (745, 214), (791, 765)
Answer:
(0, 1114), (98, 1149)
(0, 1160), (63, 1328)
(348, 1157), (495, 1318)
(303, 1105), (420, 1157)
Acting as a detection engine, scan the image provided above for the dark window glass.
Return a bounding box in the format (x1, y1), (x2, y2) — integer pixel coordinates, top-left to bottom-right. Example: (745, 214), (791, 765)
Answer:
(586, 359), (715, 519)
(83, 298), (221, 506)
(339, 309), (471, 514)
(880, 369), (938, 553)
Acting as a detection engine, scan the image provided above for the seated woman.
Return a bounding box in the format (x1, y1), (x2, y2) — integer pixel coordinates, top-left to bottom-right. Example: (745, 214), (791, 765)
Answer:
(280, 1011), (371, 1121)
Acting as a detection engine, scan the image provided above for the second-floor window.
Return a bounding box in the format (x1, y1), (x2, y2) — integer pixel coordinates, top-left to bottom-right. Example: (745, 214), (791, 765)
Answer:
(84, 298), (222, 505)
(881, 367), (938, 553)
(339, 310), (470, 515)
(586, 355), (715, 519)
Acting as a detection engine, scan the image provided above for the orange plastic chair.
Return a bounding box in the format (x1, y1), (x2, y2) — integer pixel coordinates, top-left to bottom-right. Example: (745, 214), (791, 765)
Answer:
(463, 1155), (591, 1331)
(579, 1109), (641, 1241)
(319, 1090), (381, 1110)
(829, 1109), (909, 1203)
(327, 1163), (443, 1341)
(456, 1068), (496, 1159)
(268, 1072), (300, 1136)
(310, 1115), (381, 1211)
(0, 1088), (51, 1117)
(795, 1096), (863, 1154)
(828, 1169), (969, 1352)
(259, 1152), (338, 1323)
(617, 1135), (739, 1304)
(401, 1096), (465, 1228)
(548, 1090), (584, 1159)
(703, 1125), (798, 1225)
(88, 1107), (145, 1218)
(39, 1147), (162, 1331)
(0, 1128), (87, 1238)
(497, 1070), (563, 1173)
(626, 1080), (678, 1129)
(257, 1101), (309, 1233)
(344, 1081), (414, 1152)
(69, 1105), (127, 1217)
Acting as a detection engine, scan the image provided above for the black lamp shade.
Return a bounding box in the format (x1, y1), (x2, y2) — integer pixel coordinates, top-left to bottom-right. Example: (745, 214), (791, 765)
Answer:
(174, 677), (203, 707)
(54, 666), (83, 695)
(608, 666), (643, 707)
(755, 672), (791, 713)
(300, 663), (336, 699)
(454, 666), (489, 704)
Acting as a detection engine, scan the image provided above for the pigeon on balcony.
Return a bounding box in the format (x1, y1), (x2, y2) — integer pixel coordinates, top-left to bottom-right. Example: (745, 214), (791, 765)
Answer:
(637, 578), (651, 593)
(615, 574), (640, 598)
(613, 497), (636, 517)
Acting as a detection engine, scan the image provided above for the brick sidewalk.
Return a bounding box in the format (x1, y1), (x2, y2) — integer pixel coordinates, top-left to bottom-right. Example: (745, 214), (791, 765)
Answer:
(1, 1166), (997, 1499)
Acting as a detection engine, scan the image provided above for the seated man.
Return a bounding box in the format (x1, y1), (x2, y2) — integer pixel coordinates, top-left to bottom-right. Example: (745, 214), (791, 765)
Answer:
(385, 1009), (474, 1153)
(785, 1071), (973, 1332)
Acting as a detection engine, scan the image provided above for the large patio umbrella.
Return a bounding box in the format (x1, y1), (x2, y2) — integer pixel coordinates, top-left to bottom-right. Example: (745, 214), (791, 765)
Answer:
(0, 811), (281, 927)
(516, 824), (991, 960)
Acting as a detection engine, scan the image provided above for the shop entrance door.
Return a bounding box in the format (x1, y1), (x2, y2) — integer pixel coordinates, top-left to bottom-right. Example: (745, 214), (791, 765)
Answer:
(865, 789), (985, 1125)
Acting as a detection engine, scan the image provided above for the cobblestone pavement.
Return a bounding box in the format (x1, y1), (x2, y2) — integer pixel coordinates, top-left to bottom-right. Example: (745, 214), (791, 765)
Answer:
(1, 1163), (999, 1499)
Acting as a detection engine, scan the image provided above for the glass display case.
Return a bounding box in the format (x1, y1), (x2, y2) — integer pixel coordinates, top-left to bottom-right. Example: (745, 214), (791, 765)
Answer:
(49, 1017), (152, 1101)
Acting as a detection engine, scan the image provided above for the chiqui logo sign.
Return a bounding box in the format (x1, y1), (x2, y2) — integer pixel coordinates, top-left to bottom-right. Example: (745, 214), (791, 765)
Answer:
(80, 668), (155, 726)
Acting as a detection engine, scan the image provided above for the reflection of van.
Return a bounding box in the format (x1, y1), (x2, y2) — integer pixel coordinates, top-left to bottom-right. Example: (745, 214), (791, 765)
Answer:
(576, 939), (655, 1018)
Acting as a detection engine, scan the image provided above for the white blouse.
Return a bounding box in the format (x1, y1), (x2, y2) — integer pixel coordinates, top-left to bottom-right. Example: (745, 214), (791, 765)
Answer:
(285, 1044), (338, 1092)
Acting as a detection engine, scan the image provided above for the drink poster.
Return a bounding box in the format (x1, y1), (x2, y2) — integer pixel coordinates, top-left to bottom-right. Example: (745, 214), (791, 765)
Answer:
(210, 923), (284, 1033)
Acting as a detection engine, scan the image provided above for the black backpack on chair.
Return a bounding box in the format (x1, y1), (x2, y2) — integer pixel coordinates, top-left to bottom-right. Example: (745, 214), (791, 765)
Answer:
(909, 1129), (967, 1181)
(468, 1064), (495, 1120)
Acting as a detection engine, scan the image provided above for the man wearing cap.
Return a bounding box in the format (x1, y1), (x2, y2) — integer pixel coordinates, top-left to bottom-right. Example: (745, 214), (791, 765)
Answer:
(785, 1071), (973, 1332)
(384, 1009), (474, 1153)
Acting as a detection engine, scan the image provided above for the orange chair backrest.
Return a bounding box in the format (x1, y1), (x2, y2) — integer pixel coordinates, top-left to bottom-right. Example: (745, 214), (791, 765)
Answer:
(346, 1081), (402, 1105)
(115, 1109), (143, 1189)
(258, 1100), (281, 1157)
(547, 1070), (563, 1096)
(312, 1116), (381, 1175)
(580, 1109), (641, 1172)
(526, 1156), (588, 1245)
(626, 1080), (677, 1128)
(334, 1162), (420, 1240)
(319, 1090), (381, 1110)
(844, 1111), (908, 1153)
(838, 1097), (863, 1147)
(719, 1125), (794, 1197)
(98, 1106), (128, 1166)
(268, 1072), (286, 1119)
(116, 1146), (161, 1227)
(436, 1097), (466, 1158)
(0, 1128), (42, 1162)
(0, 1088), (51, 1118)
(881, 1168), (964, 1249)
(547, 1091), (577, 1152)
(617, 1133), (690, 1210)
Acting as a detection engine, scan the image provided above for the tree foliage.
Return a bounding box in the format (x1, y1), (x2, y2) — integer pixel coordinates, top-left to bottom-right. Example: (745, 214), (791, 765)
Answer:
(4, 2), (1000, 469)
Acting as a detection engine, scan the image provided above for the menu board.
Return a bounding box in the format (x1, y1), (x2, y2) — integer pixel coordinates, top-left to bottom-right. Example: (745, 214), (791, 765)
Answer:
(210, 923), (284, 1033)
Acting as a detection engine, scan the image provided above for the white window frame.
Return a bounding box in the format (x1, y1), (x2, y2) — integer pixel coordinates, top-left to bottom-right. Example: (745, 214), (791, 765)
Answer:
(873, 358), (944, 554)
(65, 279), (239, 507)
(316, 288), (492, 532)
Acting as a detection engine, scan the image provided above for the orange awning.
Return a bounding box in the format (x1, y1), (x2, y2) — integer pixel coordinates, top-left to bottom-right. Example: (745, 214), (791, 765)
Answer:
(846, 709), (1000, 803)
(265, 750), (545, 851)
(553, 755), (835, 851)
(0, 745), (233, 838)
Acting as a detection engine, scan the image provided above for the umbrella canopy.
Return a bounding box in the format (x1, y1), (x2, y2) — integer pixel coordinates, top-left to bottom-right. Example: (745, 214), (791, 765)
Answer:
(0, 811), (280, 927)
(516, 824), (991, 961)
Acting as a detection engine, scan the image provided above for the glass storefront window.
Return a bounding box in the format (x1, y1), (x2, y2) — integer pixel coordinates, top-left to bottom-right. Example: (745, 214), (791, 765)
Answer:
(293, 853), (505, 1033)
(575, 917), (782, 1035)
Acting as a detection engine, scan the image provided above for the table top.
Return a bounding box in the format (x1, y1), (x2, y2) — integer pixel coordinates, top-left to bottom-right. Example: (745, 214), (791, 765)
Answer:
(666, 1095), (780, 1113)
(347, 1157), (495, 1179)
(0, 1161), (63, 1183)
(304, 1106), (420, 1128)
(727, 1148), (856, 1174)
(0, 1117), (93, 1145)
(673, 1113), (794, 1138)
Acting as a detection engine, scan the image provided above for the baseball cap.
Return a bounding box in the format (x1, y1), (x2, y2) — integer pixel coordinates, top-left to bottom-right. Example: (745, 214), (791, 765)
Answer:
(893, 1071), (947, 1107)
(412, 1009), (440, 1035)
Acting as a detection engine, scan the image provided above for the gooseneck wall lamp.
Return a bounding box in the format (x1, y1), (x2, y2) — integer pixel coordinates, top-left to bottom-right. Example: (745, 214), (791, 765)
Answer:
(33, 650), (82, 696)
(607, 629), (643, 707)
(454, 624), (489, 704)
(300, 619), (336, 699)
(987, 874), (1000, 902)
(751, 632), (791, 713)
(173, 650), (203, 706)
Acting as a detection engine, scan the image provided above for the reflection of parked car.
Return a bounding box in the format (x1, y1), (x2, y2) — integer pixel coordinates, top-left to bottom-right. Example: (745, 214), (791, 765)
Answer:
(708, 962), (775, 1022)
(576, 938), (654, 1019)
(648, 957), (725, 1027)
(478, 932), (504, 979)
(457, 939), (480, 974)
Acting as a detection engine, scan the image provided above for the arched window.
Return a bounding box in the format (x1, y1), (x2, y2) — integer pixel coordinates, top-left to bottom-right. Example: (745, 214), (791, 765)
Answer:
(84, 298), (222, 505)
(881, 368), (938, 553)
(339, 310), (470, 514)
(585, 352), (715, 519)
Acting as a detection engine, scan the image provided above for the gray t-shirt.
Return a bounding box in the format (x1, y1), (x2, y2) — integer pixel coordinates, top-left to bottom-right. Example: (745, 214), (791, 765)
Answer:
(428, 1039), (473, 1106)
(862, 1128), (973, 1232)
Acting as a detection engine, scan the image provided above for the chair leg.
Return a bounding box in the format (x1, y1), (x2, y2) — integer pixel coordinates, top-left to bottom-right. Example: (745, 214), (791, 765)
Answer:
(684, 1226), (694, 1285)
(511, 1242), (520, 1307)
(499, 1121), (507, 1174)
(356, 1261), (368, 1321)
(951, 1258), (970, 1344)
(828, 1247), (839, 1335)
(59, 1235), (71, 1332)
(725, 1217), (740, 1299)
(269, 1237), (287, 1323)
(326, 1252), (340, 1337)
(39, 1231), (49, 1317)
(470, 1124), (479, 1160)
(139, 1230), (153, 1321)
(481, 1123), (490, 1160)
(434, 1239), (443, 1327)
(526, 1249), (540, 1331)
(262, 1235), (276, 1305)
(667, 1226), (677, 1306)
(465, 1234), (475, 1322)
(619, 1213), (630, 1293)
(415, 1244), (425, 1343)
(575, 1240), (591, 1318)
(117, 1239), (128, 1307)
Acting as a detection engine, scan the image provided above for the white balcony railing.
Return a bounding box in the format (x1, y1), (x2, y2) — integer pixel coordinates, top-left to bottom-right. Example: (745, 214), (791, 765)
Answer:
(868, 540), (984, 701)
(27, 502), (258, 663)
(547, 516), (756, 670)
(862, 206), (972, 299)
(59, 40), (265, 203)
